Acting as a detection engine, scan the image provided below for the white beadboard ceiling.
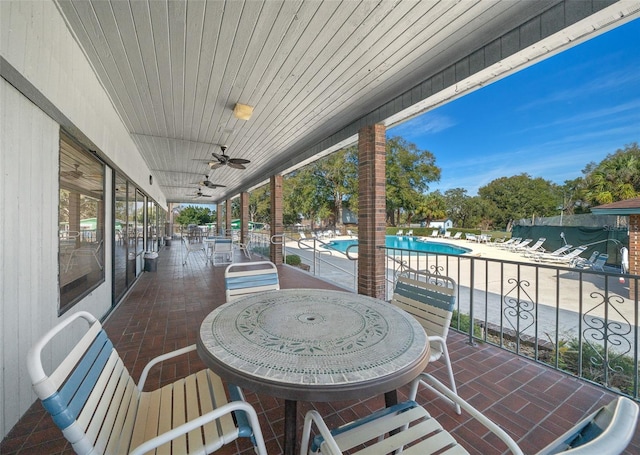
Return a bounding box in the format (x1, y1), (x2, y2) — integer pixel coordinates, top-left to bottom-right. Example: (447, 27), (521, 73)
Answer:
(53, 0), (639, 203)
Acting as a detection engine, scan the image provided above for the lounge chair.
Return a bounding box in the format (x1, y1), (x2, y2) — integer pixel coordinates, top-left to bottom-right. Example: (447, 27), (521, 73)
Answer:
(534, 244), (573, 261)
(576, 253), (608, 271)
(519, 238), (546, 256)
(430, 229), (439, 238)
(497, 237), (521, 249)
(442, 231), (451, 239)
(396, 229), (404, 236)
(507, 238), (532, 251)
(465, 233), (477, 242)
(452, 231), (462, 240)
(300, 373), (638, 455)
(406, 229), (413, 236)
(537, 246), (588, 266)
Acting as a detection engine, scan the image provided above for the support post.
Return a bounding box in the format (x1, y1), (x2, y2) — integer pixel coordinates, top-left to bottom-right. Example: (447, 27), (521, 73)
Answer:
(270, 175), (283, 264)
(358, 124), (386, 299)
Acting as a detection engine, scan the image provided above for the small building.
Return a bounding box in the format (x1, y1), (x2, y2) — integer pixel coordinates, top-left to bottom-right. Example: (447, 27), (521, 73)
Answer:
(428, 219), (453, 232)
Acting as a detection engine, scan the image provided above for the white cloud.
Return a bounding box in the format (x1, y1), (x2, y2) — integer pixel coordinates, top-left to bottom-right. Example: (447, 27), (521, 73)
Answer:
(390, 113), (456, 139)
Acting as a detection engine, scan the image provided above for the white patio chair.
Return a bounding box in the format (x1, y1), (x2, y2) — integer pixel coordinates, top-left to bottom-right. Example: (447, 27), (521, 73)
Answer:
(224, 261), (279, 302)
(452, 231), (462, 240)
(27, 311), (267, 455)
(64, 240), (103, 272)
(392, 271), (460, 414)
(182, 236), (205, 265)
(212, 238), (234, 265)
(236, 236), (252, 259)
(301, 373), (638, 455)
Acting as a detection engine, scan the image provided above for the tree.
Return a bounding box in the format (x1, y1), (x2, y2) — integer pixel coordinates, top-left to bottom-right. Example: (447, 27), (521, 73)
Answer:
(443, 188), (469, 227)
(478, 174), (559, 230)
(174, 206), (214, 226)
(385, 136), (440, 225)
(581, 143), (640, 206)
(415, 192), (446, 224)
(249, 185), (270, 224)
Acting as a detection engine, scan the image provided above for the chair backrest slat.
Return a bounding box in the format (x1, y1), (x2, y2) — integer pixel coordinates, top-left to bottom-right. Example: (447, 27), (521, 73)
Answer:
(225, 261), (280, 302)
(42, 330), (112, 429)
(392, 272), (456, 340)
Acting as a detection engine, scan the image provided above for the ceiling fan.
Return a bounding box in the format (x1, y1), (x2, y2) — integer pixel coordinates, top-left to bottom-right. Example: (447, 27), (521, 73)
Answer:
(191, 175), (226, 189)
(189, 188), (212, 199)
(207, 145), (250, 170)
(61, 164), (83, 179)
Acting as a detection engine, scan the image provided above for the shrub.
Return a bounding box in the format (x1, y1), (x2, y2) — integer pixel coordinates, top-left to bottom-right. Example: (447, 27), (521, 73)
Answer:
(285, 254), (302, 266)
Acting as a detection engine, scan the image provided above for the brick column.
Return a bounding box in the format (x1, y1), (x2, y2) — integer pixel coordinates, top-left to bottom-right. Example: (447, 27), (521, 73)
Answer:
(216, 203), (223, 235)
(270, 175), (283, 265)
(225, 199), (232, 236)
(241, 192), (249, 245)
(358, 124), (386, 299)
(629, 214), (639, 298)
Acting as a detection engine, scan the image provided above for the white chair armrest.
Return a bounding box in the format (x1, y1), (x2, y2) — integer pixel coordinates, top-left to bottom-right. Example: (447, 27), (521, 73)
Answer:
(137, 344), (197, 390)
(417, 373), (524, 455)
(300, 410), (343, 455)
(129, 400), (268, 455)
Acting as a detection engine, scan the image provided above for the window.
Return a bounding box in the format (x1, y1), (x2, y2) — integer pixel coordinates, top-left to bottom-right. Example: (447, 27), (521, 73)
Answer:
(59, 131), (105, 313)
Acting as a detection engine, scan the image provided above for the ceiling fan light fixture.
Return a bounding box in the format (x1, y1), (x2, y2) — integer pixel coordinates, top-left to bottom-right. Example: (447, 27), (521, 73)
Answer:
(233, 103), (253, 120)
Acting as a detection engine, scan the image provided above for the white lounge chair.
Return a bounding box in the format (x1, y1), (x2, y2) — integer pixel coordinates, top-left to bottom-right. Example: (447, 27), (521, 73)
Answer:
(396, 229), (404, 236)
(452, 231), (462, 240)
(442, 231), (451, 239)
(576, 253), (608, 271)
(519, 237), (546, 256)
(508, 238), (532, 251)
(301, 373), (638, 455)
(538, 245), (588, 266)
(430, 229), (439, 237)
(534, 244), (572, 261)
(497, 237), (521, 249)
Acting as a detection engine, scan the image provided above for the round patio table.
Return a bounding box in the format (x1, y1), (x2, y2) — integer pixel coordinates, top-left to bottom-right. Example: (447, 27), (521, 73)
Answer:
(197, 288), (429, 455)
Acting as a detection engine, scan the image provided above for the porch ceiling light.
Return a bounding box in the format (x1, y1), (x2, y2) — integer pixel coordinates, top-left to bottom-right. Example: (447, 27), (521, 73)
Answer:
(233, 103), (253, 120)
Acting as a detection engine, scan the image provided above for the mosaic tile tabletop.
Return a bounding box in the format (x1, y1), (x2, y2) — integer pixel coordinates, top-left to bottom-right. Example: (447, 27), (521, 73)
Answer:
(199, 289), (428, 388)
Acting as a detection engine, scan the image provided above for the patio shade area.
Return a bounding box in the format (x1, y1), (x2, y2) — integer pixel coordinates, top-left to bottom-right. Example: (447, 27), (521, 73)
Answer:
(1, 245), (638, 455)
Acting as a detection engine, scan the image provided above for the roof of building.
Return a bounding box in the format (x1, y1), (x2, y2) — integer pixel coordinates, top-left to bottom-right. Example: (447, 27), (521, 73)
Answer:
(590, 197), (640, 215)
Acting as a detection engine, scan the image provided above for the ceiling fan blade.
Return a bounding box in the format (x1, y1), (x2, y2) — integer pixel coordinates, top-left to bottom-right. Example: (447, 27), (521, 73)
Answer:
(228, 162), (246, 170)
(211, 152), (225, 162)
(209, 162), (224, 169)
(228, 158), (250, 164)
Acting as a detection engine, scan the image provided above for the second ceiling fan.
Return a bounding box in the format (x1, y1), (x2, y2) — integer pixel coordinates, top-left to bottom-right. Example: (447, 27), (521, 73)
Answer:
(208, 145), (250, 170)
(192, 175), (226, 189)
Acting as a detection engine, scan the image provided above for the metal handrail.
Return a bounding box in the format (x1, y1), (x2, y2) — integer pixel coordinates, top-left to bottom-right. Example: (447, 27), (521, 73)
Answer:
(279, 233), (357, 290)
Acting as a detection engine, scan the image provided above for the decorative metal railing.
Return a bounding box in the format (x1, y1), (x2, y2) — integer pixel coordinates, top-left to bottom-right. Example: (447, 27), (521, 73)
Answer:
(381, 245), (639, 401)
(255, 233), (637, 399)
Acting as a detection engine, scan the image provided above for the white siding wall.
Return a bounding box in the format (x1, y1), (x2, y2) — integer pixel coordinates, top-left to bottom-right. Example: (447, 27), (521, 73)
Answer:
(0, 0), (162, 438)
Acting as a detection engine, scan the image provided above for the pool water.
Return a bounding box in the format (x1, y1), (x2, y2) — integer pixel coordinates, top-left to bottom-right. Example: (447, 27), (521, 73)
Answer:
(323, 236), (470, 255)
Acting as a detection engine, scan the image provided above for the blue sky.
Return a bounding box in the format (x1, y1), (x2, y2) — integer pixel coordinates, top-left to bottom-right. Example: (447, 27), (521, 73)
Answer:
(389, 18), (640, 196)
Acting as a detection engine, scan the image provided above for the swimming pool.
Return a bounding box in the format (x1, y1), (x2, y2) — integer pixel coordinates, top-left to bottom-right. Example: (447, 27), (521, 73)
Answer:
(323, 236), (471, 255)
